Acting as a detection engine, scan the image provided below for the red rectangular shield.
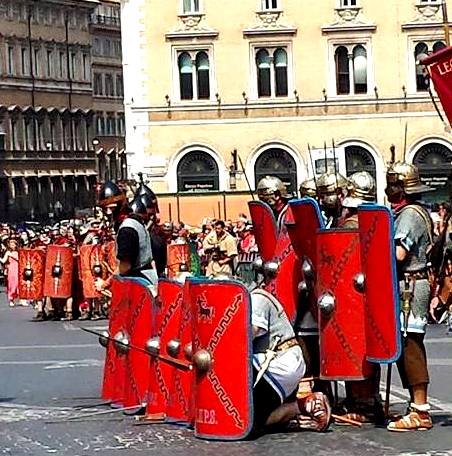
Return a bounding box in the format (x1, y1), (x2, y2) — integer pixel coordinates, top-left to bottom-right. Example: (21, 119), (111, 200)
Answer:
(422, 46), (452, 127)
(43, 245), (73, 298)
(18, 249), (45, 300)
(288, 197), (325, 261)
(79, 244), (103, 299)
(316, 230), (371, 380)
(123, 277), (153, 408)
(146, 279), (184, 417)
(263, 226), (300, 324)
(248, 201), (277, 262)
(103, 240), (117, 276)
(358, 204), (401, 363)
(102, 276), (130, 403)
(288, 198), (326, 320)
(189, 279), (253, 440)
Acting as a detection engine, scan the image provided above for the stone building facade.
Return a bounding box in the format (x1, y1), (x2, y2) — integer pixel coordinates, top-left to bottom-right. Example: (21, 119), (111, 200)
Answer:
(0, 0), (126, 223)
(121, 0), (452, 224)
(91, 0), (127, 185)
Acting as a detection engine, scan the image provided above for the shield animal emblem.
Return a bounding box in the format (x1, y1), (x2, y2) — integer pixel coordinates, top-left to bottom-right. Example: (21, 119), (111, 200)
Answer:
(248, 201), (277, 262)
(316, 230), (371, 380)
(79, 244), (103, 299)
(18, 248), (45, 300)
(43, 245), (73, 298)
(358, 204), (401, 363)
(146, 279), (184, 418)
(123, 277), (153, 408)
(167, 244), (191, 279)
(101, 276), (130, 404)
(189, 278), (253, 440)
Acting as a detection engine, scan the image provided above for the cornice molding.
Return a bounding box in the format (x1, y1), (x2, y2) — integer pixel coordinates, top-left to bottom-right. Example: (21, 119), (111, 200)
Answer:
(165, 13), (219, 40)
(322, 7), (376, 34)
(243, 10), (297, 37)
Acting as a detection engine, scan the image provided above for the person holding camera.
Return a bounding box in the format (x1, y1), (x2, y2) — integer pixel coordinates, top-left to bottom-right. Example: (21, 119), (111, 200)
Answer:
(203, 220), (237, 278)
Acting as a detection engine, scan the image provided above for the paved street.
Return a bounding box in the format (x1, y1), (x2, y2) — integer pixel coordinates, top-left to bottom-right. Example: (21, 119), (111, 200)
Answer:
(1, 290), (452, 456)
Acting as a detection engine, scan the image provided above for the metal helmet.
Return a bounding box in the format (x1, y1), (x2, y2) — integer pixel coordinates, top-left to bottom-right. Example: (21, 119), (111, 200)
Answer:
(257, 175), (288, 208)
(316, 172), (349, 210)
(130, 196), (147, 216)
(342, 171), (376, 208)
(386, 161), (433, 195)
(136, 172), (159, 212)
(98, 181), (126, 208)
(316, 172), (349, 196)
(299, 178), (317, 198)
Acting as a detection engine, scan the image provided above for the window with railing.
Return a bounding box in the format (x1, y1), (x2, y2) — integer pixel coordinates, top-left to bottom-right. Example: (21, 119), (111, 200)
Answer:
(91, 14), (120, 27)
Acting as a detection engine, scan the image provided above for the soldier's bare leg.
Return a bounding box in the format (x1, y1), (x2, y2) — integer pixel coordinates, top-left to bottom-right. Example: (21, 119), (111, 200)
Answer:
(62, 297), (73, 321)
(388, 334), (431, 431)
(33, 300), (46, 321)
(265, 402), (299, 426)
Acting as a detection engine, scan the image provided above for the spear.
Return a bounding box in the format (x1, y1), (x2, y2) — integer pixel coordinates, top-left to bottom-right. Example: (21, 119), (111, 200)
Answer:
(81, 327), (192, 371)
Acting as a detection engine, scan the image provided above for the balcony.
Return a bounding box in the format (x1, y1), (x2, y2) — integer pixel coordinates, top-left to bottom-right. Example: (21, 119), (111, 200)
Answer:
(90, 14), (121, 29)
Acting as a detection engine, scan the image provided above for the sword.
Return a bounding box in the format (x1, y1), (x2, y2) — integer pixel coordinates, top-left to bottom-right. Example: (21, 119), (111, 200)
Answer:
(401, 273), (414, 337)
(253, 335), (281, 388)
(81, 327), (192, 371)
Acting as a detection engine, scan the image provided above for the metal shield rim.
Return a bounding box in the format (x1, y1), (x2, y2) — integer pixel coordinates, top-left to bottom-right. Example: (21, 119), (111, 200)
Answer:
(358, 203), (402, 364)
(288, 197), (326, 230)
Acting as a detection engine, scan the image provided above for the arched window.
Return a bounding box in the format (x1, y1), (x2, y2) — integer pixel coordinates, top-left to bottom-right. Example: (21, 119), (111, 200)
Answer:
(254, 148), (298, 195)
(413, 142), (452, 201)
(196, 52), (210, 99)
(177, 150), (219, 192)
(274, 48), (288, 97)
(414, 42), (429, 92)
(256, 49), (271, 97)
(335, 46), (350, 95)
(433, 41), (446, 53)
(178, 52), (193, 100)
(353, 45), (367, 94)
(345, 145), (377, 185)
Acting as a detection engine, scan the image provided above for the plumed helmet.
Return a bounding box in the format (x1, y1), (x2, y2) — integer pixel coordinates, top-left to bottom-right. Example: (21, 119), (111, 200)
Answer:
(342, 171), (376, 208)
(386, 161), (433, 195)
(299, 178), (317, 198)
(98, 181), (126, 208)
(130, 196), (147, 215)
(317, 172), (350, 196)
(257, 175), (288, 199)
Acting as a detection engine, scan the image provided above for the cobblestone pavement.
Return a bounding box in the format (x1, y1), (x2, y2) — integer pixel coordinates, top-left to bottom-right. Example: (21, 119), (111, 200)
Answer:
(1, 294), (452, 455)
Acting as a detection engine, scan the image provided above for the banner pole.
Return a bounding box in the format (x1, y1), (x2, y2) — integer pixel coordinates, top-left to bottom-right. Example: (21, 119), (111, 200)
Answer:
(443, 0), (451, 46)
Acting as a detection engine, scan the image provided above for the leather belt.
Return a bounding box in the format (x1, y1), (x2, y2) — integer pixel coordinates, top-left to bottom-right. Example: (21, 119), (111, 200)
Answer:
(276, 337), (299, 352)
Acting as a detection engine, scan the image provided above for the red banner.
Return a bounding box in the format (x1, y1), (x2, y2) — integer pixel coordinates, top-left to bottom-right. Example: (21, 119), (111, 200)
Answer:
(422, 46), (452, 126)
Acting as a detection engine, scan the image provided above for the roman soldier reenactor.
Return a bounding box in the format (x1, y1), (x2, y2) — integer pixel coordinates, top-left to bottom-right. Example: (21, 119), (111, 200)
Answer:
(385, 160), (435, 432)
(97, 181), (129, 233)
(336, 171), (385, 425)
(316, 171), (349, 228)
(256, 175), (291, 230)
